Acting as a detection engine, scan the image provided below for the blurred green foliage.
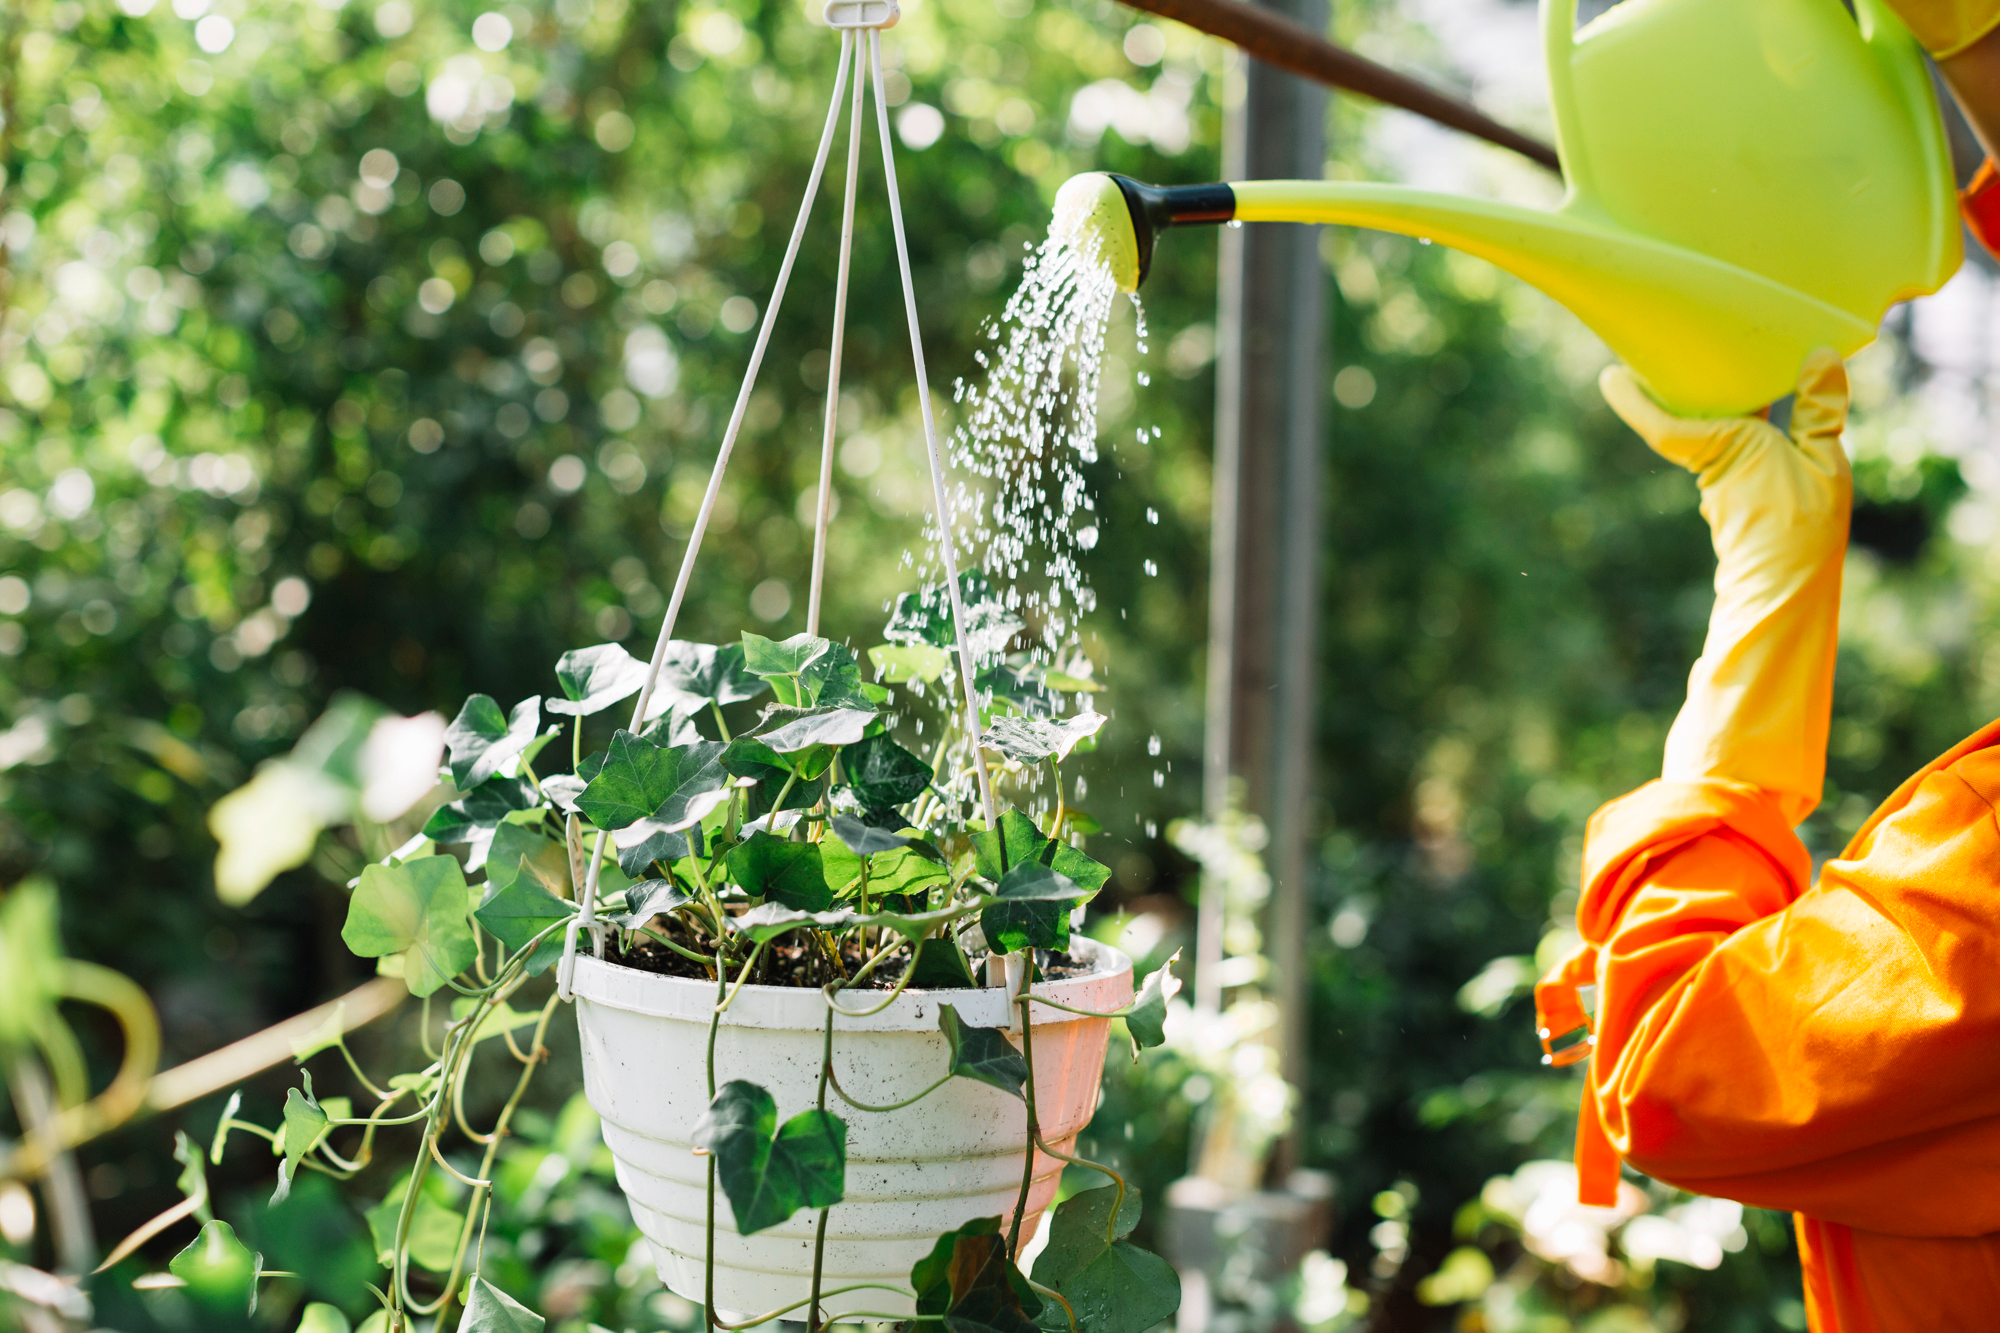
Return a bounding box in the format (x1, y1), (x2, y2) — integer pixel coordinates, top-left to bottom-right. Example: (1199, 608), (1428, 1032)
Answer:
(1, 0), (1990, 1327)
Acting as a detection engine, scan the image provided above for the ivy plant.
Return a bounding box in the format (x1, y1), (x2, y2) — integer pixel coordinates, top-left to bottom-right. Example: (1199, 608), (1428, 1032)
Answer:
(165, 585), (1181, 1333)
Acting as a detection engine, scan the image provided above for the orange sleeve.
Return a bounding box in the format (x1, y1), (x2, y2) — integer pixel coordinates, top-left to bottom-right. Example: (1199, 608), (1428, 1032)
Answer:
(1574, 756), (2000, 1236)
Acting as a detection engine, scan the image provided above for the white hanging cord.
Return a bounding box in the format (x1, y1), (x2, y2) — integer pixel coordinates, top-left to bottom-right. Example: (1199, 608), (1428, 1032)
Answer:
(805, 36), (868, 637)
(559, 32), (857, 1002)
(868, 29), (1000, 832)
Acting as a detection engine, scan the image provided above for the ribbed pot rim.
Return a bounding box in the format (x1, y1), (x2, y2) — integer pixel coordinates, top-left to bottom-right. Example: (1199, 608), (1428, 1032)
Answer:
(571, 936), (1134, 1033)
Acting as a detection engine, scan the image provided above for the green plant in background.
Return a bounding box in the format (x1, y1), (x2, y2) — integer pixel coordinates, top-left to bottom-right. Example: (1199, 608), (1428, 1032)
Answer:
(127, 601), (1183, 1330)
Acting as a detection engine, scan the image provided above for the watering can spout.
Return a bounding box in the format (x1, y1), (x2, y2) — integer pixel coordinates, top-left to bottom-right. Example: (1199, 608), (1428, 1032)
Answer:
(1053, 171), (1893, 416)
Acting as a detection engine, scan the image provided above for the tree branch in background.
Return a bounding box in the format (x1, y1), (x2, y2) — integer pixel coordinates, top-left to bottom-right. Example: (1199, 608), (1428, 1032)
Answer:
(1113, 0), (1564, 174)
(143, 977), (406, 1116)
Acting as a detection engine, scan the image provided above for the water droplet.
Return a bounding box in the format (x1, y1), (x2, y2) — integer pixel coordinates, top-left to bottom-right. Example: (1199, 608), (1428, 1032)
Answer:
(1147, 735), (1162, 756)
(1145, 820), (1158, 837)
(1077, 524), (1098, 550)
(1136, 371), (1150, 386)
(1143, 559), (1158, 576)
(1153, 770), (1165, 788)
(1145, 508), (1158, 525)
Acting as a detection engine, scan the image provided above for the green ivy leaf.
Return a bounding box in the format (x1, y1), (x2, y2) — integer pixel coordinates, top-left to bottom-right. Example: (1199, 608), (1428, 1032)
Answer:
(173, 1130), (213, 1224)
(938, 1004), (1027, 1099)
(576, 731), (729, 834)
(456, 1276), (545, 1332)
(297, 1302), (353, 1333)
(691, 1081), (846, 1234)
(726, 833), (833, 911)
(977, 662), (1058, 719)
(449, 996), (540, 1045)
(908, 1222), (1043, 1333)
(615, 878), (694, 930)
(742, 633), (872, 708)
(1030, 1184), (1142, 1289)
(168, 1219), (262, 1316)
(474, 866), (576, 977)
(1124, 949), (1182, 1056)
(1029, 1186), (1180, 1333)
(486, 823), (571, 898)
(980, 862), (1087, 955)
(365, 1173), (465, 1271)
(979, 713), (1106, 765)
(885, 571), (1024, 658)
(829, 813), (910, 856)
(616, 826), (692, 879)
(272, 1070), (329, 1204)
(867, 643), (951, 684)
(547, 643), (652, 717)
(971, 809), (1050, 881)
(839, 732), (933, 807)
(749, 705), (877, 753)
(868, 845), (951, 905)
(657, 640), (767, 708)
(421, 776), (539, 865)
(445, 695), (542, 789)
(1034, 1239), (1179, 1333)
(722, 738), (821, 823)
(907, 935), (979, 989)
(341, 856), (476, 998)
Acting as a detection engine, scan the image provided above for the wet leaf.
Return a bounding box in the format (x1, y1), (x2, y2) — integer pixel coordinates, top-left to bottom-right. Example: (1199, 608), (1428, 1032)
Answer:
(728, 902), (849, 943)
(1125, 950), (1182, 1056)
(445, 695), (542, 790)
(939, 1004), (1027, 1098)
(885, 571), (1024, 661)
(341, 856), (476, 997)
(868, 845), (951, 903)
(486, 823), (570, 898)
(750, 705), (877, 753)
(726, 833), (833, 911)
(830, 813), (910, 856)
(169, 1219), (262, 1315)
(547, 643), (652, 717)
(456, 1275), (546, 1332)
(980, 712), (1106, 765)
(576, 731), (729, 834)
(691, 1081), (846, 1234)
(839, 732), (933, 807)
(978, 662), (1057, 718)
(1033, 1241), (1179, 1333)
(868, 642), (951, 684)
(272, 1070), (329, 1204)
(969, 811), (1108, 902)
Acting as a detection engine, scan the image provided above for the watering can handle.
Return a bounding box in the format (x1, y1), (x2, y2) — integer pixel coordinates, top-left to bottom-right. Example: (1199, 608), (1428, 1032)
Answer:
(1540, 0), (1585, 194)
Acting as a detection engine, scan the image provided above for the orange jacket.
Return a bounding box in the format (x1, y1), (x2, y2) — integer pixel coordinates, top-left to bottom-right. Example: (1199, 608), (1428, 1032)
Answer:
(1537, 718), (2000, 1331)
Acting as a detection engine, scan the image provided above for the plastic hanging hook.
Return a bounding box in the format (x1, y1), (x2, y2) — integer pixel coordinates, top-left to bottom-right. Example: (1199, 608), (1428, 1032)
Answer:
(823, 0), (897, 29)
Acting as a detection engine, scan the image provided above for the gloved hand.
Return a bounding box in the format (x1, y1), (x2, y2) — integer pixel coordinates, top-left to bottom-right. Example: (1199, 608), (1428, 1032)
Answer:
(1600, 348), (1852, 826)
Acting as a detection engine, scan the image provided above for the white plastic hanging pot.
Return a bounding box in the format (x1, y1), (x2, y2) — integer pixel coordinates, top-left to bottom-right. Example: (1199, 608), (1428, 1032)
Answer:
(572, 938), (1134, 1319)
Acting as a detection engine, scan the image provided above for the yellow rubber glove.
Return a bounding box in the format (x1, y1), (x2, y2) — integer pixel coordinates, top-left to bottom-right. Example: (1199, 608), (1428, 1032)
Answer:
(1881, 0), (2000, 56)
(1600, 349), (1852, 826)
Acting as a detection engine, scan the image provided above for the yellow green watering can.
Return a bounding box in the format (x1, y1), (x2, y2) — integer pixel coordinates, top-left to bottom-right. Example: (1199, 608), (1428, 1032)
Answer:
(1054, 0), (1962, 416)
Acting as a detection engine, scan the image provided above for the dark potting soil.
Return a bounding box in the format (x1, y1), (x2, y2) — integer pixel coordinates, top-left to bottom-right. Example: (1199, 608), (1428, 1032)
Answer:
(606, 913), (1096, 991)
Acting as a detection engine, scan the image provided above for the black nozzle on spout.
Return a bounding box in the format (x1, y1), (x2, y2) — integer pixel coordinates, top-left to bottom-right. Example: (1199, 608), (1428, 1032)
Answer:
(1107, 175), (1237, 288)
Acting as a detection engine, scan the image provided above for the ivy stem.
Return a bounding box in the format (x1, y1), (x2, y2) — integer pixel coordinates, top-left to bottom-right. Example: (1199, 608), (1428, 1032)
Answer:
(1032, 1133), (1126, 1246)
(704, 947), (726, 1333)
(1007, 983), (1041, 1255)
(808, 1000), (837, 1333)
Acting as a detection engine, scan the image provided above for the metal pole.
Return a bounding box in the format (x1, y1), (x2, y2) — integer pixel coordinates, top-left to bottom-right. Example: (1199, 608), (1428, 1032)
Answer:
(1202, 0), (1327, 1177)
